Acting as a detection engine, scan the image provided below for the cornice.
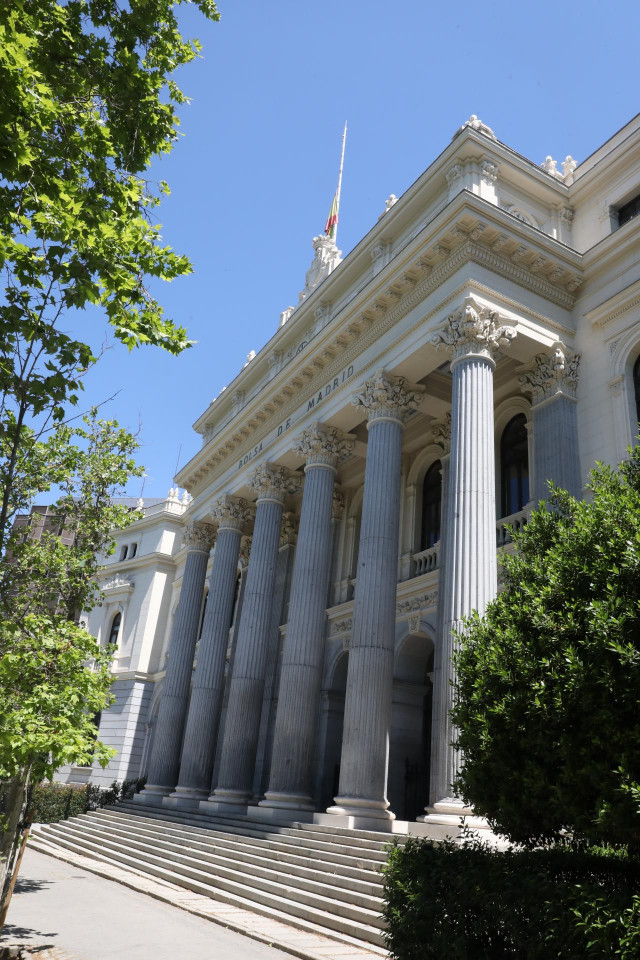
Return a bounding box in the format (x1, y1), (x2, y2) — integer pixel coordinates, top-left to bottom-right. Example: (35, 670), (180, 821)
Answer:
(99, 552), (178, 577)
(584, 278), (640, 328)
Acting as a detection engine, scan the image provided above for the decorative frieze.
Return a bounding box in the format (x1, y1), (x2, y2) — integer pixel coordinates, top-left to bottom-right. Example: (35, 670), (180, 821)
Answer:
(248, 464), (301, 504)
(432, 298), (517, 363)
(352, 369), (424, 424)
(396, 591), (438, 615)
(101, 575), (134, 592)
(210, 495), (254, 533)
(182, 521), (216, 554)
(519, 343), (580, 404)
(293, 423), (355, 468)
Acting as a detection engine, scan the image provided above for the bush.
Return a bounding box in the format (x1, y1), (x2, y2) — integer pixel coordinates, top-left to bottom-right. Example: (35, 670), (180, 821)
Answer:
(383, 836), (640, 960)
(28, 778), (145, 823)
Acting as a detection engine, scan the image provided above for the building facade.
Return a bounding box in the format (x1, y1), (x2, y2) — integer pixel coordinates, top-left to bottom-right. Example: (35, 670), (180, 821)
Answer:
(69, 115), (640, 831)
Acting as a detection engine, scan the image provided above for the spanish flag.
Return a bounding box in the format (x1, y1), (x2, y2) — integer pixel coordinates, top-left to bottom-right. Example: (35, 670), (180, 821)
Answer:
(324, 192), (339, 240)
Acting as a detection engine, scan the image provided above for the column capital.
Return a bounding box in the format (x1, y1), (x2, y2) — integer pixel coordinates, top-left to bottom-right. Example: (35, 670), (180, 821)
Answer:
(294, 422), (355, 469)
(210, 495), (254, 533)
(431, 412), (452, 455)
(248, 463), (301, 504)
(432, 296), (516, 365)
(352, 369), (424, 425)
(518, 341), (580, 405)
(182, 520), (216, 554)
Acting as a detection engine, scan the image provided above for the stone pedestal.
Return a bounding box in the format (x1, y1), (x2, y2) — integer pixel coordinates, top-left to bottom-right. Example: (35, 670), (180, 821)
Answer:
(211, 465), (300, 808)
(170, 497), (252, 802)
(136, 521), (215, 801)
(519, 344), (582, 501)
(325, 371), (424, 822)
(423, 299), (516, 819)
(261, 424), (354, 813)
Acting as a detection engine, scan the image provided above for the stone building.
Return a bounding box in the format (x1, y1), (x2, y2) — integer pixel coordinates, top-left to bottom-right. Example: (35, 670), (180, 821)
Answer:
(72, 114), (640, 832)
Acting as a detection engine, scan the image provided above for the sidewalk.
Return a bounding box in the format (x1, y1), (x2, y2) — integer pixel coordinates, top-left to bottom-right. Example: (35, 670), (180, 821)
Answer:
(1, 848), (292, 960)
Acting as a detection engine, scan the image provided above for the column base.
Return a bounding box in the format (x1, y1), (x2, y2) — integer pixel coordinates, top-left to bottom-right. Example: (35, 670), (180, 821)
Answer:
(134, 784), (172, 805)
(417, 797), (488, 830)
(319, 796), (396, 831)
(259, 791), (315, 814)
(199, 797), (250, 818)
(163, 788), (209, 812)
(251, 804), (315, 824)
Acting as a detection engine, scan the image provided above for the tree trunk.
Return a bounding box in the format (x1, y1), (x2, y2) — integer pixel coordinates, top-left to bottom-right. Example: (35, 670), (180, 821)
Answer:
(0, 767), (32, 930)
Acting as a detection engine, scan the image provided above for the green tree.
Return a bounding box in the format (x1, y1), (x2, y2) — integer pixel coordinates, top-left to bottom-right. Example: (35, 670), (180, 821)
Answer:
(0, 0), (218, 549)
(0, 411), (144, 923)
(451, 449), (640, 851)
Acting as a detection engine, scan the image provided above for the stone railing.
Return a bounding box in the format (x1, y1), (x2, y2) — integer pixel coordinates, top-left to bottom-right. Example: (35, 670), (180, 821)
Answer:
(412, 542), (440, 576)
(496, 504), (532, 547)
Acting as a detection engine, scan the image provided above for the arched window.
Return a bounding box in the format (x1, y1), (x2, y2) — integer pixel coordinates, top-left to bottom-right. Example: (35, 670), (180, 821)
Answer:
(119, 545), (128, 561)
(634, 355), (640, 426)
(500, 414), (530, 517)
(108, 612), (122, 648)
(129, 543), (137, 559)
(421, 460), (442, 549)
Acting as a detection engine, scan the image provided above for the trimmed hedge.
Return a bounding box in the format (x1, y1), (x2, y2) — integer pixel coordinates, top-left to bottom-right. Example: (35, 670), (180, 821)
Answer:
(29, 778), (145, 823)
(383, 836), (640, 960)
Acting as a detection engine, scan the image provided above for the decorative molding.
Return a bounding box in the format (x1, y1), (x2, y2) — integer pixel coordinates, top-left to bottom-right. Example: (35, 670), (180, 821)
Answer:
(101, 575), (134, 593)
(210, 495), (254, 533)
(396, 590), (438, 615)
(279, 511), (298, 548)
(239, 535), (252, 568)
(432, 296), (517, 363)
(480, 159), (498, 184)
(294, 422), (356, 468)
(231, 390), (245, 416)
(408, 614), (421, 634)
(182, 521), (216, 554)
(333, 618), (353, 635)
(332, 488), (345, 520)
(431, 412), (452, 454)
(352, 369), (424, 424)
(249, 464), (301, 504)
(445, 164), (463, 189)
(519, 343), (580, 404)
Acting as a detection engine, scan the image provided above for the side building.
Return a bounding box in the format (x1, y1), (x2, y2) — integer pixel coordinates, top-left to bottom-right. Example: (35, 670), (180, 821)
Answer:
(65, 114), (640, 828)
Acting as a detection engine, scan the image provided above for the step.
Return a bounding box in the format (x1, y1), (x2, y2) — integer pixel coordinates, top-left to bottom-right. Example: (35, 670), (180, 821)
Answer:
(32, 827), (386, 949)
(62, 814), (384, 896)
(116, 800), (400, 853)
(88, 808), (391, 870)
(41, 818), (385, 913)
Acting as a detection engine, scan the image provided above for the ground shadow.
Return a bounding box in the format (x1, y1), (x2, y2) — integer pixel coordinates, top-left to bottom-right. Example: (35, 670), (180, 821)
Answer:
(13, 878), (51, 894)
(0, 925), (58, 945)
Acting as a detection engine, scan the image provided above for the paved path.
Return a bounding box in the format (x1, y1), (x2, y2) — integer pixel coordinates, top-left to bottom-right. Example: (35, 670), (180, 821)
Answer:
(0, 848), (292, 960)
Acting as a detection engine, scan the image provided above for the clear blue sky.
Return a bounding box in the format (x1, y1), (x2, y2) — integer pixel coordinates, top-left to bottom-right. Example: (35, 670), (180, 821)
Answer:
(65, 0), (639, 498)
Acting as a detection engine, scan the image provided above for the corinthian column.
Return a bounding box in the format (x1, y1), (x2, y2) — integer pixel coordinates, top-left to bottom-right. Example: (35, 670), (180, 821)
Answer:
(519, 343), (581, 501)
(209, 464), (300, 810)
(423, 297), (516, 821)
(169, 496), (253, 805)
(137, 521), (215, 802)
(324, 371), (424, 824)
(260, 424), (355, 815)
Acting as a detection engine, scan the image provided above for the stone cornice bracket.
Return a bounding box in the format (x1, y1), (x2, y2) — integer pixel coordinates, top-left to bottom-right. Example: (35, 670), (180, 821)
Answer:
(432, 297), (517, 367)
(210, 494), (254, 534)
(248, 463), (302, 505)
(352, 369), (425, 426)
(279, 511), (298, 548)
(182, 520), (216, 554)
(294, 422), (356, 470)
(431, 412), (452, 455)
(518, 341), (580, 405)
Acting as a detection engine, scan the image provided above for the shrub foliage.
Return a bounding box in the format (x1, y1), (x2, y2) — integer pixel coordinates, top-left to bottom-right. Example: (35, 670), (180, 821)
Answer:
(383, 837), (640, 960)
(27, 779), (146, 824)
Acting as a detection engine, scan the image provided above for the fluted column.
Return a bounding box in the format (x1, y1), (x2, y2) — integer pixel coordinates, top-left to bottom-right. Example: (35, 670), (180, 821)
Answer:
(519, 343), (581, 501)
(261, 424), (355, 813)
(171, 496), (253, 802)
(137, 521), (215, 800)
(325, 371), (424, 822)
(427, 415), (452, 806)
(423, 297), (516, 819)
(210, 464), (300, 808)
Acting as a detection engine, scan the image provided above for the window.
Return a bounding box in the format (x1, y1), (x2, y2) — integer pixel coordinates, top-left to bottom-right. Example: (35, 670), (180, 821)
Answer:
(119, 545), (128, 561)
(108, 612), (122, 647)
(618, 193), (640, 228)
(129, 542), (137, 558)
(421, 460), (442, 549)
(500, 414), (530, 517)
(634, 355), (640, 427)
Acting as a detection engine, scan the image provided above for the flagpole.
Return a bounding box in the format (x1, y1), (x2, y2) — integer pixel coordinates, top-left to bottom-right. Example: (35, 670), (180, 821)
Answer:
(333, 121), (347, 246)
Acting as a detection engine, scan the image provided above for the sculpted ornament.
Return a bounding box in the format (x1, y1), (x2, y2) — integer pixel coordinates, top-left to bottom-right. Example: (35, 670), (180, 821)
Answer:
(299, 235), (342, 304)
(452, 115), (497, 141)
(249, 463), (301, 503)
(519, 343), (580, 404)
(431, 412), (452, 454)
(280, 512), (298, 548)
(182, 520), (216, 554)
(294, 423), (356, 468)
(432, 298), (517, 363)
(352, 369), (424, 424)
(332, 488), (345, 520)
(210, 495), (254, 533)
(239, 535), (252, 568)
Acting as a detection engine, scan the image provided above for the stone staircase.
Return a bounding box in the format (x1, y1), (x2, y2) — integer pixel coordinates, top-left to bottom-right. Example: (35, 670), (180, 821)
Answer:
(30, 801), (403, 957)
